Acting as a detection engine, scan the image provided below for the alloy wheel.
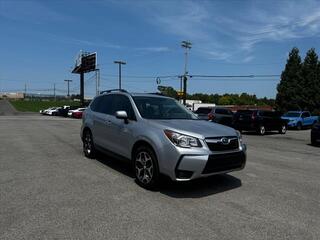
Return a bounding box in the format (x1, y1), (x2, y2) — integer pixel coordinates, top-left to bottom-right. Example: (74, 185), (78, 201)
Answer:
(279, 125), (287, 134)
(259, 126), (266, 135)
(135, 151), (154, 184)
(83, 131), (93, 157)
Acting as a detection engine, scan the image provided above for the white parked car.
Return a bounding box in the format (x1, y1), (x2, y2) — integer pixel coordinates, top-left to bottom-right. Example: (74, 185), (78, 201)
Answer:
(47, 107), (61, 116)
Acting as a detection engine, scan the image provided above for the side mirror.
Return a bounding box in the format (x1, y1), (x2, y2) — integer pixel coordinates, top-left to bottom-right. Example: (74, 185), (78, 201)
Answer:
(116, 111), (129, 123)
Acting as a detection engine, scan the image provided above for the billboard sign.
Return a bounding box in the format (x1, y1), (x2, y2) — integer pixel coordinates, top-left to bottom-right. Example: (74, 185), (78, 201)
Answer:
(72, 52), (97, 74)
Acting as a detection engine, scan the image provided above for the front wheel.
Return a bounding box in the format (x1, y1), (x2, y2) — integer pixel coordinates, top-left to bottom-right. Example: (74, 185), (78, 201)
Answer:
(257, 125), (266, 135)
(134, 146), (159, 189)
(279, 125), (287, 134)
(296, 122), (302, 130)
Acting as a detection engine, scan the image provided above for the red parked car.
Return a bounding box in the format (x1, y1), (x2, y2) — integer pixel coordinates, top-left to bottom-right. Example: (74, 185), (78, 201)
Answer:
(72, 108), (86, 119)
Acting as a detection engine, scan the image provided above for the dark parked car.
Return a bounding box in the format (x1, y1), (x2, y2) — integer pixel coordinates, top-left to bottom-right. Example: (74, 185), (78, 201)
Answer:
(208, 107), (234, 126)
(194, 107), (212, 120)
(233, 110), (287, 135)
(57, 106), (79, 117)
(311, 122), (320, 146)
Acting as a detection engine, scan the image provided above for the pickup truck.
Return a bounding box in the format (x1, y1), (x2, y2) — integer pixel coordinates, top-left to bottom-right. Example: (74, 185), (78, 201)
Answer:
(281, 111), (319, 130)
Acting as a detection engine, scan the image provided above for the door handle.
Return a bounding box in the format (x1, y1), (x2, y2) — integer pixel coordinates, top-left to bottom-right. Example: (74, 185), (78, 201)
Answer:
(105, 120), (112, 126)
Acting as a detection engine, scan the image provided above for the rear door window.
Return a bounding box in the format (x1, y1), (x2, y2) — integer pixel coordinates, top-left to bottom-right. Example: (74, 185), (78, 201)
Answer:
(215, 108), (231, 115)
(91, 95), (113, 114)
(302, 112), (310, 118)
(195, 108), (212, 114)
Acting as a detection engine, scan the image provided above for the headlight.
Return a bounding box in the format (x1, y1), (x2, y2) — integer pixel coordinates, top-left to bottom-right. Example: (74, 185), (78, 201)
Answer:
(164, 130), (202, 148)
(236, 130), (243, 145)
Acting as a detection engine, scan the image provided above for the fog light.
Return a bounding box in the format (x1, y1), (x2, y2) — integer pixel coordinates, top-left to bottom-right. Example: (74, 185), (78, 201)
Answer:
(176, 170), (193, 179)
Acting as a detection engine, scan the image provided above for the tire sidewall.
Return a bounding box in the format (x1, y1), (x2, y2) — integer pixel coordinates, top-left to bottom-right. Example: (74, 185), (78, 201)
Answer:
(134, 145), (159, 189)
(279, 125), (287, 134)
(258, 125), (265, 135)
(83, 130), (96, 158)
(297, 122), (302, 130)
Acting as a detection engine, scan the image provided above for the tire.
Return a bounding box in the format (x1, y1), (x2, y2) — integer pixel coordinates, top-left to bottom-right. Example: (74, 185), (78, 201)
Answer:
(296, 122), (302, 130)
(82, 130), (96, 158)
(279, 125), (287, 134)
(133, 145), (159, 190)
(257, 125), (266, 135)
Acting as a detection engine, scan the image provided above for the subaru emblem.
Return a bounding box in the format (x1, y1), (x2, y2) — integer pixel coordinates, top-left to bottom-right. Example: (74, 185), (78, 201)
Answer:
(221, 137), (230, 145)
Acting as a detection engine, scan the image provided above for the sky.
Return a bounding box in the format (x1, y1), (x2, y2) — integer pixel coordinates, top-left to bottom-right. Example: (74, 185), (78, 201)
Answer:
(0, 0), (320, 98)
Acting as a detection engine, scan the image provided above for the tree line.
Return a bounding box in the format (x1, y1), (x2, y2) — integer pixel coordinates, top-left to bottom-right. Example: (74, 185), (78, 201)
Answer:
(157, 86), (274, 106)
(276, 47), (320, 114)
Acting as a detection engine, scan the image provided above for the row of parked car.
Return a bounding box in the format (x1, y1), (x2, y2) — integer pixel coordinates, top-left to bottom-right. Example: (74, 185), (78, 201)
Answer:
(40, 106), (86, 119)
(194, 107), (320, 144)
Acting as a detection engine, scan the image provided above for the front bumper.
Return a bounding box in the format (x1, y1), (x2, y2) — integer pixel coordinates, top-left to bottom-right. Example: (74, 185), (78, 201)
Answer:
(174, 150), (246, 181)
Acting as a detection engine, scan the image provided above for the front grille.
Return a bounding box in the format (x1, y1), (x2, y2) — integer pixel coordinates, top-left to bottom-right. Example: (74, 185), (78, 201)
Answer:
(205, 137), (239, 152)
(202, 152), (245, 174)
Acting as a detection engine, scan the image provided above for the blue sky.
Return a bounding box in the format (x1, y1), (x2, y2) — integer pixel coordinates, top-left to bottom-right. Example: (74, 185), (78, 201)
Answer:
(1, 0), (320, 98)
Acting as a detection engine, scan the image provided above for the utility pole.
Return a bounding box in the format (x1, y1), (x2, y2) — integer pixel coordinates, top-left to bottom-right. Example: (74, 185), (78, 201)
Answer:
(95, 69), (100, 96)
(64, 79), (72, 97)
(24, 83), (27, 96)
(181, 40), (192, 105)
(114, 60), (126, 89)
(54, 83), (56, 101)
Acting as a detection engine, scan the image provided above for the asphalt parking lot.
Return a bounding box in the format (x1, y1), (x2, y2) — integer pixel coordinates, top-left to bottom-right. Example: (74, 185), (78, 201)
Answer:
(0, 113), (319, 240)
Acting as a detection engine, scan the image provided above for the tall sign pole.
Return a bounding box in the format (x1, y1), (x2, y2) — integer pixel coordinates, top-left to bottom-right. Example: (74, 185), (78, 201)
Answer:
(181, 41), (192, 105)
(95, 69), (100, 96)
(72, 52), (97, 106)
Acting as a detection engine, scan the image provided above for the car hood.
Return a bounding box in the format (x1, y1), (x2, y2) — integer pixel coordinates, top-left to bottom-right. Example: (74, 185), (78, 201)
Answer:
(148, 119), (237, 139)
(281, 117), (298, 121)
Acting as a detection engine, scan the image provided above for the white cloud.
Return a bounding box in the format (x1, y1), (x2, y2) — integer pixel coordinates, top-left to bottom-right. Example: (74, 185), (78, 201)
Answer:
(135, 0), (320, 62)
(0, 0), (71, 23)
(243, 56), (254, 63)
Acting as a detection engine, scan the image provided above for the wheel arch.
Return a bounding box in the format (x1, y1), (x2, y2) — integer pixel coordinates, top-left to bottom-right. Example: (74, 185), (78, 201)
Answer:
(131, 140), (157, 161)
(81, 126), (91, 140)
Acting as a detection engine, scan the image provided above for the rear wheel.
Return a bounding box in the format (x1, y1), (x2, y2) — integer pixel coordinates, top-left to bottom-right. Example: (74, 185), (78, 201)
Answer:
(257, 125), (266, 135)
(83, 130), (96, 158)
(134, 145), (159, 189)
(296, 122), (302, 130)
(279, 125), (287, 134)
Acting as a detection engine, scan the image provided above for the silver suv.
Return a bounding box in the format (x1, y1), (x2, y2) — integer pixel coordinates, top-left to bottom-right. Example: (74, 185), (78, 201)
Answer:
(81, 90), (246, 189)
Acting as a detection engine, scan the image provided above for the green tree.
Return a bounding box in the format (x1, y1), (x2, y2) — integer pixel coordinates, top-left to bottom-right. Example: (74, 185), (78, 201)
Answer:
(157, 86), (178, 98)
(301, 48), (319, 113)
(276, 47), (303, 112)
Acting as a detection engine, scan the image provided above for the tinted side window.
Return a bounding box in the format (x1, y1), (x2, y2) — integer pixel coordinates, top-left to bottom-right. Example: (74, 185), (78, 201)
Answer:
(111, 95), (136, 120)
(302, 112), (310, 118)
(99, 95), (113, 114)
(261, 111), (274, 117)
(195, 108), (211, 114)
(90, 96), (102, 112)
(215, 108), (230, 115)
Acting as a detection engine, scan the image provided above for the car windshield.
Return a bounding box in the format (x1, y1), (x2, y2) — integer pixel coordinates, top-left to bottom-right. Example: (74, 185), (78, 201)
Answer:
(133, 96), (198, 120)
(283, 112), (300, 117)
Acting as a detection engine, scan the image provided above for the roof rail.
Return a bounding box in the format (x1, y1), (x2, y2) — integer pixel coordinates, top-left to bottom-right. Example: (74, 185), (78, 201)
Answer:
(148, 92), (165, 96)
(100, 89), (128, 94)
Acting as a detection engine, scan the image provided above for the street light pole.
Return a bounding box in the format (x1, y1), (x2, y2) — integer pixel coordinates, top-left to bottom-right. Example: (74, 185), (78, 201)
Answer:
(64, 79), (72, 97)
(114, 61), (126, 89)
(181, 41), (192, 105)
